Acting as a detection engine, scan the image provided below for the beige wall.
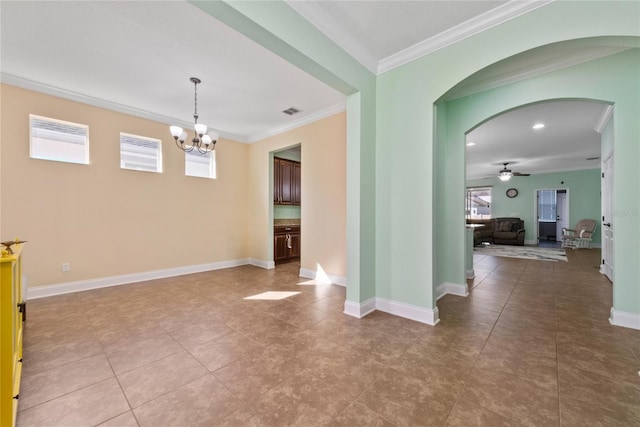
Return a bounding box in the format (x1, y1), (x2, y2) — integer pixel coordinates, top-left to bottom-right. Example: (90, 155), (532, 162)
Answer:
(1, 84), (249, 287)
(249, 112), (347, 278)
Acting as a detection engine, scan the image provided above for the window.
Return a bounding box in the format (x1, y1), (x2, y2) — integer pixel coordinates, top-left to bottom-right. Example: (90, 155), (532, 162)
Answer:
(120, 133), (162, 173)
(185, 150), (216, 179)
(538, 189), (557, 222)
(466, 186), (492, 219)
(30, 115), (89, 164)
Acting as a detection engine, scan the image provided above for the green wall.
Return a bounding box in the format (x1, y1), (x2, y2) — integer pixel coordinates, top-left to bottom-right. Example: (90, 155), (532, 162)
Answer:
(467, 169), (602, 244)
(197, 1), (640, 323)
(379, 1), (639, 316)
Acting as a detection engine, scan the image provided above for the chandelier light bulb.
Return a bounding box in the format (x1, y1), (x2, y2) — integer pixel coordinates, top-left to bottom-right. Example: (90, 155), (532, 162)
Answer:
(195, 123), (207, 136)
(170, 126), (183, 138)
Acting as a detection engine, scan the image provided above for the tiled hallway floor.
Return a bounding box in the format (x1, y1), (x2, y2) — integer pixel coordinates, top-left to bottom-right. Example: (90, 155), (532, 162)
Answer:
(17, 250), (640, 426)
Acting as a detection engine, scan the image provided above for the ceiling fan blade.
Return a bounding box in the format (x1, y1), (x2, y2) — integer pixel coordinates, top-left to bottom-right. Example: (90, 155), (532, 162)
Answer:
(512, 172), (530, 176)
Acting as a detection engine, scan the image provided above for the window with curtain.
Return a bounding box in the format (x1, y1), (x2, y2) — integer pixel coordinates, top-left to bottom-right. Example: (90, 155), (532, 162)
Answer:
(466, 186), (492, 219)
(538, 189), (557, 222)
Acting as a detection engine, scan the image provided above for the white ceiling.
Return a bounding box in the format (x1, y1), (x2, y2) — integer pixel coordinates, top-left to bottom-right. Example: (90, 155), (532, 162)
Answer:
(0, 1), (629, 177)
(466, 100), (609, 181)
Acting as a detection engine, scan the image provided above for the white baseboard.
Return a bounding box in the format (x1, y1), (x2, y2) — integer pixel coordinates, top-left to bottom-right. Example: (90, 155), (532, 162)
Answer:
(343, 296), (439, 326)
(343, 297), (376, 318)
(249, 258), (275, 269)
(436, 282), (469, 300)
(609, 307), (640, 330)
(375, 297), (439, 326)
(299, 267), (346, 286)
(27, 258), (251, 300)
(466, 269), (475, 279)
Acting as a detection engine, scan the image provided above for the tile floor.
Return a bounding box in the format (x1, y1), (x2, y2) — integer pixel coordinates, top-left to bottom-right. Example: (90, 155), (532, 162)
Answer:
(17, 249), (640, 426)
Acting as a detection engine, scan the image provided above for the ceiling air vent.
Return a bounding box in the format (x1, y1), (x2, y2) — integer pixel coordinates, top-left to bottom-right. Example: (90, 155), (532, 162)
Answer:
(282, 107), (301, 116)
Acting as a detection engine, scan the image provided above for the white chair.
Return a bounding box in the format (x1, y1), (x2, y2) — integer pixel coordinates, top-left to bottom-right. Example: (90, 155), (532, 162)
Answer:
(561, 219), (597, 249)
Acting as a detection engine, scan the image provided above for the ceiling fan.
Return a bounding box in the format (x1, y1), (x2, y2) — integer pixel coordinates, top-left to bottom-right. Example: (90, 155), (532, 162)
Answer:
(497, 162), (530, 181)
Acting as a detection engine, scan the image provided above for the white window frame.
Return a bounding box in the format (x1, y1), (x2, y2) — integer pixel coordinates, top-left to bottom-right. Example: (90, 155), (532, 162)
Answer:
(185, 149), (216, 179)
(120, 132), (163, 173)
(29, 114), (89, 165)
(466, 186), (492, 219)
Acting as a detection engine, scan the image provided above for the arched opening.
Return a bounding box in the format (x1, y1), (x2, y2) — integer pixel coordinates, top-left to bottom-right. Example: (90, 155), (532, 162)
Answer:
(433, 37), (637, 328)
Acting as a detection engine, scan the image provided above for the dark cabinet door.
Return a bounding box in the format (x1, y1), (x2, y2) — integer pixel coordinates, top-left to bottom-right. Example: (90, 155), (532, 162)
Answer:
(274, 234), (289, 262)
(279, 160), (293, 205)
(273, 158), (281, 204)
(289, 233), (301, 258)
(292, 162), (301, 206)
(274, 157), (300, 205)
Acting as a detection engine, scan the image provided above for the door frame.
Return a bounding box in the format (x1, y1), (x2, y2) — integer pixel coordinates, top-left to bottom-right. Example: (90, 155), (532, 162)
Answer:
(533, 187), (569, 245)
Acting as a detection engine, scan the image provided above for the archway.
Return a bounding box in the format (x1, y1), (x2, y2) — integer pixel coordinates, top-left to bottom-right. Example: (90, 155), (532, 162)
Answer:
(433, 39), (638, 328)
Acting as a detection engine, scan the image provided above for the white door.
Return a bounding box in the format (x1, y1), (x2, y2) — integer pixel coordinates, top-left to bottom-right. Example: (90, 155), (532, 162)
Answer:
(555, 192), (569, 241)
(601, 153), (614, 281)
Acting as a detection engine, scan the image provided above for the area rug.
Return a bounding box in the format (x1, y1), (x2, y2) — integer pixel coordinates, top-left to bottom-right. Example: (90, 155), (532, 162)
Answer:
(474, 244), (568, 262)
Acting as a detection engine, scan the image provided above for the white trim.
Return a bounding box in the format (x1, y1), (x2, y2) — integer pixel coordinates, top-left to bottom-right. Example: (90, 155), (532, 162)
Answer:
(27, 259), (250, 300)
(285, 1), (379, 74)
(375, 297), (440, 326)
(343, 297), (376, 318)
(377, 1), (553, 74)
(594, 105), (614, 134)
(609, 307), (640, 330)
(525, 239), (538, 245)
(248, 258), (275, 269)
(343, 297), (440, 325)
(436, 282), (469, 300)
(466, 269), (475, 280)
(299, 267), (346, 286)
(247, 103), (346, 143)
(1, 73), (248, 143)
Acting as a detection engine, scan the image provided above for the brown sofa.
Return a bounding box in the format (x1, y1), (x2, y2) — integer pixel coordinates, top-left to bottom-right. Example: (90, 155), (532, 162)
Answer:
(467, 217), (525, 246)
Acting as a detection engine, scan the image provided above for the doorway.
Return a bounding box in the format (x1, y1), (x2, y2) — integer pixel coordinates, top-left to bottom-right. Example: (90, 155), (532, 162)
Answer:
(535, 188), (568, 246)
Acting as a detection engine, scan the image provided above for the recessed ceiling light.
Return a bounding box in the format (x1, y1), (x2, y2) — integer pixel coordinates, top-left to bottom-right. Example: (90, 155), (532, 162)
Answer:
(466, 142), (475, 146)
(532, 123), (545, 130)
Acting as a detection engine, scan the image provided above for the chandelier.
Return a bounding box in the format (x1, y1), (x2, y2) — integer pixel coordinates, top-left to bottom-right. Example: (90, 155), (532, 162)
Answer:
(170, 77), (218, 154)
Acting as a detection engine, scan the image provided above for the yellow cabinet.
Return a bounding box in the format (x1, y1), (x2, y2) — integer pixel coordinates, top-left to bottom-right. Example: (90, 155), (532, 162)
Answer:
(1, 244), (25, 427)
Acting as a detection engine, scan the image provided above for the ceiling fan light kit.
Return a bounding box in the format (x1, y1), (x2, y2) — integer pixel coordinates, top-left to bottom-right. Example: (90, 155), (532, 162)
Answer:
(497, 162), (530, 181)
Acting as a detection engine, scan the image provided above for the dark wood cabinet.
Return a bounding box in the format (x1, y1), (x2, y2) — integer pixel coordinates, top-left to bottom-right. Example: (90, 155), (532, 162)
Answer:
(274, 225), (300, 264)
(274, 157), (301, 206)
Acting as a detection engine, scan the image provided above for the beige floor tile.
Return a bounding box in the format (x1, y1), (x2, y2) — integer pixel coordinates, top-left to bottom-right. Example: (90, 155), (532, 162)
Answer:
(445, 398), (523, 426)
(105, 331), (183, 374)
(358, 368), (465, 426)
(249, 373), (351, 426)
(118, 349), (208, 408)
(189, 330), (265, 372)
(17, 378), (130, 427)
(19, 353), (114, 411)
(461, 368), (559, 425)
(133, 375), (242, 427)
(97, 411), (140, 426)
(329, 403), (395, 426)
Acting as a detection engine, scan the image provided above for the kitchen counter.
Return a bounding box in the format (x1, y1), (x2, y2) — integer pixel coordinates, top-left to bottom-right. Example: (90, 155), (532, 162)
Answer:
(274, 218), (300, 226)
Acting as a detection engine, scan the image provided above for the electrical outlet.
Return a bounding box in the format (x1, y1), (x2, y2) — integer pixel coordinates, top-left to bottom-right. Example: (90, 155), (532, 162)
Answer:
(62, 262), (71, 272)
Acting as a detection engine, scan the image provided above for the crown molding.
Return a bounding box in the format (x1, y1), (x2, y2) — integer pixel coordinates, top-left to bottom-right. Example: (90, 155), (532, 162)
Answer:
(246, 102), (346, 143)
(0, 73), (249, 143)
(378, 0), (554, 74)
(285, 1), (379, 74)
